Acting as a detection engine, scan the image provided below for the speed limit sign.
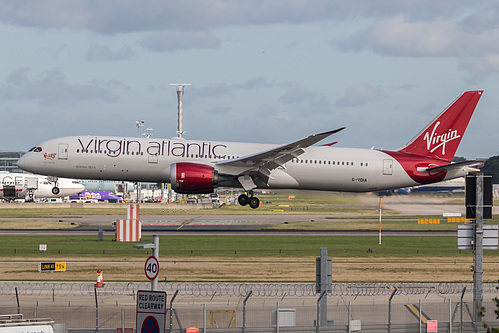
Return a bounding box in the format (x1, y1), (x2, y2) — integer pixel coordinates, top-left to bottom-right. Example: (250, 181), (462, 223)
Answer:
(144, 256), (159, 281)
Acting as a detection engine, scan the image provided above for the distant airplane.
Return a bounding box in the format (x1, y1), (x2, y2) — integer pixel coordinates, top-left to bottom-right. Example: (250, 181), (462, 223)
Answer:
(76, 179), (135, 193)
(17, 91), (483, 208)
(70, 190), (123, 202)
(0, 172), (84, 201)
(377, 176), (466, 196)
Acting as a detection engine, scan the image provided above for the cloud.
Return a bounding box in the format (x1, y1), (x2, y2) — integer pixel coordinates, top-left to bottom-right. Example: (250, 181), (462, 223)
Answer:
(278, 86), (316, 105)
(87, 44), (134, 61)
(340, 14), (499, 57)
(0, 1), (344, 33)
(0, 67), (117, 107)
(459, 54), (499, 74)
(334, 84), (380, 108)
(193, 78), (271, 99)
(140, 31), (220, 52)
(0, 1), (477, 34)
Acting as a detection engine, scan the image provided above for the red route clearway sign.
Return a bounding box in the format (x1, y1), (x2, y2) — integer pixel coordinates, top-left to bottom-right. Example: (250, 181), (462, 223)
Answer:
(136, 290), (167, 333)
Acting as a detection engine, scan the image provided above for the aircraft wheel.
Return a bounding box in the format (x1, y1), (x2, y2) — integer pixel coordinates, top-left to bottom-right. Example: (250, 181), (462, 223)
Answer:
(52, 187), (60, 195)
(238, 194), (249, 206)
(249, 197), (260, 209)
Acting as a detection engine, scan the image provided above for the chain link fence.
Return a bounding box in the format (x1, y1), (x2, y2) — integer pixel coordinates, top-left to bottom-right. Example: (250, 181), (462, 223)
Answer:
(1, 300), (498, 332)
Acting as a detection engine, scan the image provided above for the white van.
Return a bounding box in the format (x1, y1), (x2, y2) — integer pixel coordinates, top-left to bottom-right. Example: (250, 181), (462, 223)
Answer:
(0, 314), (54, 333)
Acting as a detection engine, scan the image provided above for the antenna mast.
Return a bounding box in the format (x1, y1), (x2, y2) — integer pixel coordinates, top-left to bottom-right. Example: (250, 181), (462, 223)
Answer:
(169, 83), (191, 138)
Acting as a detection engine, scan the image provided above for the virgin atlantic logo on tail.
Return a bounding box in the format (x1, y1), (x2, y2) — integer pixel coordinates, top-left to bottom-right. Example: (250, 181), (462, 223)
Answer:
(423, 121), (460, 155)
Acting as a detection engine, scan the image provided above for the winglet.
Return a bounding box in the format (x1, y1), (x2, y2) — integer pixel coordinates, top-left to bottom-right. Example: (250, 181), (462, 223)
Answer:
(320, 142), (338, 147)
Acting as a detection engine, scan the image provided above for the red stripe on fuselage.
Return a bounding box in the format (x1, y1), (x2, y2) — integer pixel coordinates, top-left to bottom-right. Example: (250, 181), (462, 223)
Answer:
(382, 151), (448, 184)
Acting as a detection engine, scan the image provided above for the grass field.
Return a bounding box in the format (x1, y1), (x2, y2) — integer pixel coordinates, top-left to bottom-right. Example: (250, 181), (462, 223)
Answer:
(0, 192), (498, 282)
(0, 234), (498, 282)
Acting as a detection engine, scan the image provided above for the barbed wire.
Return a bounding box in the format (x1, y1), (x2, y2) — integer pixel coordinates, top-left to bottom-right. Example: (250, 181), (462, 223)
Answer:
(0, 281), (497, 297)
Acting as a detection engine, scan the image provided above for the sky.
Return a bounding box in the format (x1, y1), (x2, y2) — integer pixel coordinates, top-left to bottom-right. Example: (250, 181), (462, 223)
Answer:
(1, 1), (498, 159)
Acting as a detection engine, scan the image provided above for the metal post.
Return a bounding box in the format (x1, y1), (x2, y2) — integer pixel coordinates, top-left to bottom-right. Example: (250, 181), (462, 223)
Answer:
(169, 290), (178, 333)
(94, 286), (98, 333)
(388, 288), (397, 333)
(242, 291), (253, 333)
(348, 301), (351, 333)
(473, 175), (483, 322)
(152, 235), (159, 291)
(449, 299), (452, 333)
(460, 287), (466, 333)
(316, 290), (326, 333)
(379, 197), (382, 245)
(15, 287), (19, 314)
(419, 299), (421, 333)
(276, 302), (279, 333)
(203, 304), (206, 333)
(320, 247), (328, 326)
(121, 306), (125, 333)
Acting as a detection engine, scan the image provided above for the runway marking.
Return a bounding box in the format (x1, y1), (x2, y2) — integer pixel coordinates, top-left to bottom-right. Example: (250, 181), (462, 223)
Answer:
(405, 304), (431, 323)
(140, 220), (262, 226)
(177, 218), (195, 230)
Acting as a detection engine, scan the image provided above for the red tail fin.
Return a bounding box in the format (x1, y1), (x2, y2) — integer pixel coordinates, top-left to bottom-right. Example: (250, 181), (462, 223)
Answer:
(397, 90), (483, 161)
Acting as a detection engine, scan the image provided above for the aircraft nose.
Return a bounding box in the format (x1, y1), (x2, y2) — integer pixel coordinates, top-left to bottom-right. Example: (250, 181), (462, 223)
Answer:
(16, 154), (26, 170)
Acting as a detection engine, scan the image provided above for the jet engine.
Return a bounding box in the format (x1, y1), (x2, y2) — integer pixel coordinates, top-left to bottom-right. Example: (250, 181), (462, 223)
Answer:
(170, 162), (219, 194)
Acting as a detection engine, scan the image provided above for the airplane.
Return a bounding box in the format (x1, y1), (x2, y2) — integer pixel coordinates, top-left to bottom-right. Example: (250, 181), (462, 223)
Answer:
(76, 179), (135, 193)
(0, 172), (84, 202)
(17, 90), (483, 209)
(377, 175), (467, 196)
(69, 190), (123, 202)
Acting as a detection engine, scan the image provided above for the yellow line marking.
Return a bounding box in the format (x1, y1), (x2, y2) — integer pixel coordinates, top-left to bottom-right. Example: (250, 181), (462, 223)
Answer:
(405, 304), (429, 323)
(177, 218), (194, 230)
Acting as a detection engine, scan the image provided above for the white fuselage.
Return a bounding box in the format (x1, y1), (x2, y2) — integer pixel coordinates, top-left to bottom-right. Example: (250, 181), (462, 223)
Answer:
(0, 172), (84, 200)
(17, 135), (470, 193)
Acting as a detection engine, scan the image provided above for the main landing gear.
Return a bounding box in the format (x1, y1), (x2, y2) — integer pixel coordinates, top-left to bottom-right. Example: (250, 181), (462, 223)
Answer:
(238, 191), (260, 209)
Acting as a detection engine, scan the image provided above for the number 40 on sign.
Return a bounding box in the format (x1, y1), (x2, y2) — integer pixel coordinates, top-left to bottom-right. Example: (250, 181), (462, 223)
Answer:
(144, 256), (159, 281)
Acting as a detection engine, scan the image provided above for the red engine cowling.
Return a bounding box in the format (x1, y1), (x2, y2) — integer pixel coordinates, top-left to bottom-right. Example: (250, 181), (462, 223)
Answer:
(170, 162), (218, 194)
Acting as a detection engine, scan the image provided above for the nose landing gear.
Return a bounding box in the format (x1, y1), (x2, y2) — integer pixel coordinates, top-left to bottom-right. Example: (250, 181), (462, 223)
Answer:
(48, 176), (60, 195)
(238, 191), (260, 209)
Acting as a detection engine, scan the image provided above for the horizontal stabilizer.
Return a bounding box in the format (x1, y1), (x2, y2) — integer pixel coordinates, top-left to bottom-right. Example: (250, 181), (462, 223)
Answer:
(424, 159), (486, 173)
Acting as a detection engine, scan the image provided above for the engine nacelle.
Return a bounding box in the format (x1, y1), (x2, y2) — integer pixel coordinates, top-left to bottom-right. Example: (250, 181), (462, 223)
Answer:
(170, 162), (218, 194)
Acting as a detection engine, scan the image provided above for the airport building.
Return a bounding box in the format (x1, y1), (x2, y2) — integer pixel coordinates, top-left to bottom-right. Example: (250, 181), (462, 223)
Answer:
(0, 151), (24, 173)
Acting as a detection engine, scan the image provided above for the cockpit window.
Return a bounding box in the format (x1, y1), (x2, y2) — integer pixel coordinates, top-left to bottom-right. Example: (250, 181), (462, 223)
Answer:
(29, 147), (43, 152)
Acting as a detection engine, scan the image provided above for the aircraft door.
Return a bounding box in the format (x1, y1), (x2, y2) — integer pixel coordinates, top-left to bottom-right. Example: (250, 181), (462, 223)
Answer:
(383, 159), (393, 175)
(58, 143), (68, 160)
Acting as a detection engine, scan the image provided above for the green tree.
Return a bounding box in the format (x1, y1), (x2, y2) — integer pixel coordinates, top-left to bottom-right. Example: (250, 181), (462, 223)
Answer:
(453, 156), (467, 163)
(481, 156), (499, 184)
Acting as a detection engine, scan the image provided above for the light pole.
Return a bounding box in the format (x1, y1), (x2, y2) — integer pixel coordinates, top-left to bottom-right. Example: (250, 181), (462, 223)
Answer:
(135, 120), (145, 203)
(169, 83), (191, 138)
(136, 120), (145, 137)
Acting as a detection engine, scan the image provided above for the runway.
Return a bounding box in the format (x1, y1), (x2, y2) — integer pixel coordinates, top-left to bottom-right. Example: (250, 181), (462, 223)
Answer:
(0, 195), (476, 236)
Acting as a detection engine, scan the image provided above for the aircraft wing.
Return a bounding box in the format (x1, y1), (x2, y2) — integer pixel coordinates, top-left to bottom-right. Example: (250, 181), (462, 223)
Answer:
(215, 127), (345, 189)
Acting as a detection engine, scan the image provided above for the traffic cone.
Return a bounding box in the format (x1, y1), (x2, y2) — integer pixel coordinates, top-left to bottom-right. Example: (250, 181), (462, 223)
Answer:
(96, 269), (104, 288)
